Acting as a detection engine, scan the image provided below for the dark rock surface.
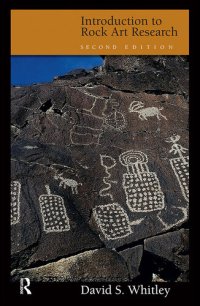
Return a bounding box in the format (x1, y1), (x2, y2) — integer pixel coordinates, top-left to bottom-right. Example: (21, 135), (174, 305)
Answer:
(119, 245), (143, 279)
(144, 229), (189, 279)
(11, 56), (189, 282)
(11, 249), (129, 282)
(103, 56), (189, 98)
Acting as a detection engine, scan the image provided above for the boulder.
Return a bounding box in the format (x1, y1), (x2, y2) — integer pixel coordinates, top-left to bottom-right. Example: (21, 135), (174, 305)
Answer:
(11, 249), (129, 282)
(119, 245), (143, 279)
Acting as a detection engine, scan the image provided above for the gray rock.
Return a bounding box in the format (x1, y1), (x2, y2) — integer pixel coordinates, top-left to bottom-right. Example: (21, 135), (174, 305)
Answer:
(119, 245), (143, 279)
(152, 273), (166, 282)
(11, 249), (129, 282)
(176, 271), (189, 282)
(103, 56), (189, 97)
(144, 229), (189, 272)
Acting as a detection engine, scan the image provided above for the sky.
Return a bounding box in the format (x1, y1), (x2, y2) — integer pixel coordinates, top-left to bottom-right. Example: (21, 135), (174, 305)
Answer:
(11, 56), (103, 86)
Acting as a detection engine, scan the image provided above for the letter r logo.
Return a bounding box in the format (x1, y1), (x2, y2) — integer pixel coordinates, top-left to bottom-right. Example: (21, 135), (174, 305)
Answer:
(20, 278), (32, 295)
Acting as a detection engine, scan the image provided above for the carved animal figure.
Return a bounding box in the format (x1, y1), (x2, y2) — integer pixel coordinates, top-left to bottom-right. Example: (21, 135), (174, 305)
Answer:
(129, 101), (167, 121)
(54, 174), (82, 194)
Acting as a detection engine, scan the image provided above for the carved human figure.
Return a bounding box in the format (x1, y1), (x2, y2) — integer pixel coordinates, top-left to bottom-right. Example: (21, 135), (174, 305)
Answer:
(166, 135), (189, 202)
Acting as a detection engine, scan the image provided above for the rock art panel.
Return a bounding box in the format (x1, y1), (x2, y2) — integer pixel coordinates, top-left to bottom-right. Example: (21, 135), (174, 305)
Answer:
(91, 146), (188, 247)
(11, 56), (189, 282)
(119, 150), (165, 212)
(93, 203), (145, 240)
(104, 110), (126, 131)
(69, 94), (127, 146)
(39, 185), (70, 233)
(93, 203), (132, 240)
(104, 98), (126, 131)
(10, 158), (103, 268)
(166, 135), (189, 202)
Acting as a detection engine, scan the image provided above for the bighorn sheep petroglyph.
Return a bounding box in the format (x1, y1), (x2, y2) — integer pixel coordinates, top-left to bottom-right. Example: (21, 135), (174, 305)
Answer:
(129, 101), (167, 121)
(54, 173), (82, 194)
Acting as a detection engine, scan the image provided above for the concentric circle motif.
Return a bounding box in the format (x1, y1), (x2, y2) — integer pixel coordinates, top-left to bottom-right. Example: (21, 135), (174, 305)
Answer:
(119, 150), (148, 166)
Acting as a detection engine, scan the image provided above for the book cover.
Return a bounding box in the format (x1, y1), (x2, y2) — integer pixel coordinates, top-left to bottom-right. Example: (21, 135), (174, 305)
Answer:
(1, 0), (193, 304)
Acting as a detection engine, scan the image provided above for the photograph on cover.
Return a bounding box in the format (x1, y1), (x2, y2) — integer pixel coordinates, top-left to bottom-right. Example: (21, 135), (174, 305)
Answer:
(11, 55), (189, 282)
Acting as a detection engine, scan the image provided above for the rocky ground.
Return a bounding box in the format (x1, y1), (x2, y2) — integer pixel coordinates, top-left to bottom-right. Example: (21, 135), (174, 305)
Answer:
(11, 56), (189, 282)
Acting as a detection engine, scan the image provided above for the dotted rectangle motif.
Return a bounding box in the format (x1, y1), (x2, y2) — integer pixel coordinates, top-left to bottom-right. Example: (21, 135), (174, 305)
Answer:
(123, 173), (165, 212)
(11, 181), (21, 225)
(39, 193), (70, 233)
(170, 156), (189, 202)
(93, 203), (132, 240)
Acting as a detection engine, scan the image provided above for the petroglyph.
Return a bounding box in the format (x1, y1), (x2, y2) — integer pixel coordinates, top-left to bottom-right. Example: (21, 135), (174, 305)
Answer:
(129, 101), (167, 121)
(93, 203), (145, 240)
(39, 185), (70, 233)
(93, 203), (131, 240)
(73, 87), (108, 118)
(69, 92), (105, 146)
(119, 150), (165, 212)
(23, 146), (39, 149)
(11, 181), (21, 225)
(104, 110), (126, 131)
(70, 126), (103, 146)
(69, 93), (127, 146)
(78, 111), (104, 129)
(99, 155), (117, 201)
(54, 173), (82, 194)
(104, 98), (126, 131)
(83, 96), (108, 118)
(166, 135), (189, 202)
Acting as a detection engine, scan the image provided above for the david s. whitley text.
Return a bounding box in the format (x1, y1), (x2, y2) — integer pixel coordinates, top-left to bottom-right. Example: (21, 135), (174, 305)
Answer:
(81, 284), (171, 298)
